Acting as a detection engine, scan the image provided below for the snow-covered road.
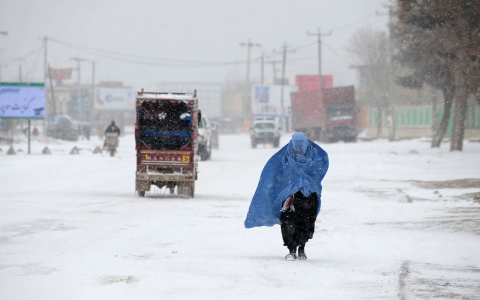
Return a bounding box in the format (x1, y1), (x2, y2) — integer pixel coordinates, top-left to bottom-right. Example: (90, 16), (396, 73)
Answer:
(1, 134), (479, 299)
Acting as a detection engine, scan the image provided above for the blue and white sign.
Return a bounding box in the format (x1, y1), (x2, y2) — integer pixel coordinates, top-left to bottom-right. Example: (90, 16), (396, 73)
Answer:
(254, 86), (270, 104)
(251, 84), (292, 115)
(0, 83), (46, 119)
(95, 88), (134, 111)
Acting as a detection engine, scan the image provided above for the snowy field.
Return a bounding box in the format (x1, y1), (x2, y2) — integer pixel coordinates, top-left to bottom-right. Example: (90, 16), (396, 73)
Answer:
(1, 133), (479, 299)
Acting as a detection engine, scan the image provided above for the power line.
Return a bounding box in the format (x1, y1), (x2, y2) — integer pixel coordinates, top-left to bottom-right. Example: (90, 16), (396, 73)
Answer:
(328, 12), (387, 32)
(307, 28), (331, 88)
(289, 56), (318, 62)
(0, 50), (13, 80)
(50, 37), (314, 68)
(24, 44), (44, 82)
(50, 38), (248, 67)
(273, 42), (295, 115)
(12, 45), (44, 61)
(45, 31), (358, 71)
(323, 41), (352, 64)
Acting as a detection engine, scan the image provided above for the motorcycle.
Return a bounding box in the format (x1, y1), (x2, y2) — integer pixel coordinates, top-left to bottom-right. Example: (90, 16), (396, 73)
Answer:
(104, 132), (119, 156)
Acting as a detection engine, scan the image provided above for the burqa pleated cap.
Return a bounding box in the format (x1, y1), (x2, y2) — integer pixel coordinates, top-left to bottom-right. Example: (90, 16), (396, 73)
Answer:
(291, 132), (309, 155)
(291, 132), (307, 141)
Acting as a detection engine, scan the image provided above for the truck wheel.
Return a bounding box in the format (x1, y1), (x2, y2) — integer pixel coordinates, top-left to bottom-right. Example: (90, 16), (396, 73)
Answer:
(251, 140), (257, 148)
(189, 183), (195, 198)
(138, 191), (145, 197)
(199, 145), (210, 161)
(205, 143), (212, 160)
(178, 183), (194, 198)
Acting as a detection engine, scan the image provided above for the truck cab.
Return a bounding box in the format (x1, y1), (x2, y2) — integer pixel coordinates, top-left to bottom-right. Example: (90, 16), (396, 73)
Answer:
(249, 119), (281, 148)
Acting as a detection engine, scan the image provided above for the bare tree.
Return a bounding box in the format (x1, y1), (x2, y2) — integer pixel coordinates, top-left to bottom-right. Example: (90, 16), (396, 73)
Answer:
(346, 26), (391, 139)
(391, 0), (480, 151)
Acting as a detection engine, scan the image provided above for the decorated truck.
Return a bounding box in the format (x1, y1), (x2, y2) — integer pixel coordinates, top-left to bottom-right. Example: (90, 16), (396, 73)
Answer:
(135, 90), (199, 197)
(291, 85), (358, 143)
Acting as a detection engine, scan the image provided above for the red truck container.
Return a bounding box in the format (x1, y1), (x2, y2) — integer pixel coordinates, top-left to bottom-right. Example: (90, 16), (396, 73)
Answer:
(291, 85), (357, 143)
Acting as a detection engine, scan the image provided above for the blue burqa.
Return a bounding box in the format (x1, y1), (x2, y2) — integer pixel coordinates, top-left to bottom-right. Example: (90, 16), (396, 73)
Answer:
(244, 132), (329, 228)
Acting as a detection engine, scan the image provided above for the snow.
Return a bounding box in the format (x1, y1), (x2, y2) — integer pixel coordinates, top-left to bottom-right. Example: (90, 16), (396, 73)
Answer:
(1, 134), (479, 299)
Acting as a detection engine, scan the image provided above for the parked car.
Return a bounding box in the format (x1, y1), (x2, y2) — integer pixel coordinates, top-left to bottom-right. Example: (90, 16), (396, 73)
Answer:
(46, 114), (79, 141)
(198, 113), (213, 160)
(249, 119), (281, 148)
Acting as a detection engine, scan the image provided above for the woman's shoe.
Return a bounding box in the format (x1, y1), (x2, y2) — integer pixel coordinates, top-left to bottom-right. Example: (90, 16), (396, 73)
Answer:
(285, 249), (297, 261)
(298, 249), (307, 260)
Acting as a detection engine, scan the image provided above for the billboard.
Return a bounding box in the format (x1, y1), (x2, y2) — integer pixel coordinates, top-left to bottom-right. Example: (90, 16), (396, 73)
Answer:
(251, 85), (292, 115)
(48, 67), (73, 81)
(94, 88), (134, 111)
(0, 83), (46, 119)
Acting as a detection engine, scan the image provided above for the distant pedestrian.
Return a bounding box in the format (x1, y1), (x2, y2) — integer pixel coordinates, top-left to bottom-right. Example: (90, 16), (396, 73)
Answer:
(83, 124), (91, 140)
(244, 132), (329, 260)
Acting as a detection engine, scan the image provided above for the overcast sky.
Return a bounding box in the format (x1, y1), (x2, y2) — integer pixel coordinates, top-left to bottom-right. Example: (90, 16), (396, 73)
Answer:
(0, 0), (389, 91)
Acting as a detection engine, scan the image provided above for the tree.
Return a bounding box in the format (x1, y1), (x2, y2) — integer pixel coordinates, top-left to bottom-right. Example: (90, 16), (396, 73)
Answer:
(346, 26), (391, 139)
(391, 0), (480, 151)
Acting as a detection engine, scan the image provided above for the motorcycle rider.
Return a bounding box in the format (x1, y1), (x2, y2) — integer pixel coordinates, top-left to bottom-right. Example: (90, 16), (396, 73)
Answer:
(105, 120), (121, 135)
(104, 121), (121, 156)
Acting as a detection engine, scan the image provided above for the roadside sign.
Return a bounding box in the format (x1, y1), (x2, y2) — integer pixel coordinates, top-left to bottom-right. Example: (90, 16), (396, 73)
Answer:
(0, 82), (46, 119)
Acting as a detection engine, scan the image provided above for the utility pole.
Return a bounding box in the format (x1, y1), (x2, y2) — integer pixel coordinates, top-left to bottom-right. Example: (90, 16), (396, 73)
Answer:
(271, 60), (278, 82)
(240, 39), (261, 118)
(13, 57), (24, 82)
(274, 42), (294, 131)
(274, 42), (295, 116)
(43, 36), (48, 84)
(47, 65), (56, 115)
(260, 52), (265, 85)
(0, 32), (6, 81)
(70, 57), (86, 122)
(40, 36), (48, 140)
(90, 61), (96, 130)
(307, 28), (331, 89)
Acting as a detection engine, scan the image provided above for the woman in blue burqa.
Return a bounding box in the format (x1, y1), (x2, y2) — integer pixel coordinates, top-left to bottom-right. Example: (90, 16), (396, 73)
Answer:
(244, 132), (329, 260)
